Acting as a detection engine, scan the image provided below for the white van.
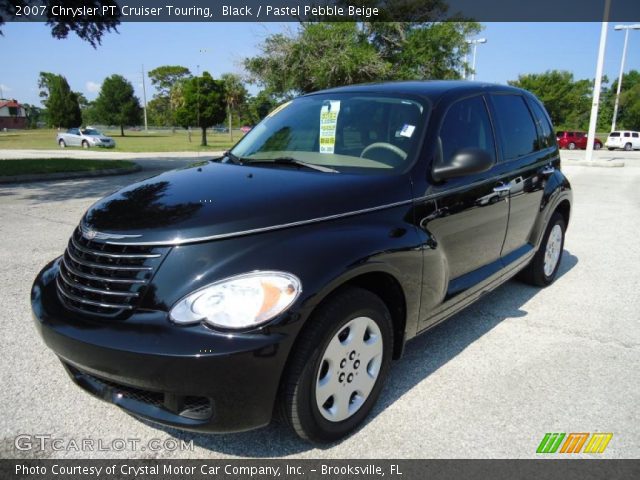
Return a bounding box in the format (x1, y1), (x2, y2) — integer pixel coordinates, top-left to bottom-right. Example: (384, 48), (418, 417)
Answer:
(605, 131), (640, 151)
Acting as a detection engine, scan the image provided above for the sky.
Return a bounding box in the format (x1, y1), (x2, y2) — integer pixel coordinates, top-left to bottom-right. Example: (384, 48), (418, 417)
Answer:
(1, 21), (639, 107)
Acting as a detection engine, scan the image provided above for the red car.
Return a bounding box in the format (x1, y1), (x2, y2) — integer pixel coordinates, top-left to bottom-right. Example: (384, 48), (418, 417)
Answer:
(556, 131), (602, 150)
(240, 125), (252, 134)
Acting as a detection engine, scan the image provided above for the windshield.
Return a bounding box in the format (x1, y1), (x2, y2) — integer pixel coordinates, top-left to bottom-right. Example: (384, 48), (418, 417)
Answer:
(82, 129), (101, 136)
(230, 93), (428, 173)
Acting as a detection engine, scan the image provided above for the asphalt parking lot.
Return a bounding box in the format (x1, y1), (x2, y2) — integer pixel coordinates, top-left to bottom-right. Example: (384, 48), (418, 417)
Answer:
(0, 151), (639, 458)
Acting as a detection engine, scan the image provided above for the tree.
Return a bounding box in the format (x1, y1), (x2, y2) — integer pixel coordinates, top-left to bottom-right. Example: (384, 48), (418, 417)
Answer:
(508, 70), (592, 128)
(147, 66), (191, 126)
(244, 22), (479, 96)
(221, 73), (247, 141)
(241, 90), (279, 125)
(619, 82), (640, 130)
(174, 72), (226, 146)
(611, 70), (640, 130)
(245, 23), (388, 96)
(0, 0), (120, 48)
(94, 75), (141, 136)
(38, 72), (81, 128)
(22, 103), (43, 129)
(148, 66), (191, 97)
(376, 22), (481, 79)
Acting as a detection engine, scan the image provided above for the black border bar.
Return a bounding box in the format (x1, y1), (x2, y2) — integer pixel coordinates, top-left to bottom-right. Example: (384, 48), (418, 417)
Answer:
(2, 459), (640, 480)
(1, 0), (639, 22)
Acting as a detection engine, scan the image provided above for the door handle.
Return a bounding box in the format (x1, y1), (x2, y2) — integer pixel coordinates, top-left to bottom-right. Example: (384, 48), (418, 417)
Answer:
(493, 183), (511, 193)
(541, 165), (555, 175)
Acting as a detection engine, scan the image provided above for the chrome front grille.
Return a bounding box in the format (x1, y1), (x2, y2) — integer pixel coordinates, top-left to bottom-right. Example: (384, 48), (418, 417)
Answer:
(56, 227), (168, 316)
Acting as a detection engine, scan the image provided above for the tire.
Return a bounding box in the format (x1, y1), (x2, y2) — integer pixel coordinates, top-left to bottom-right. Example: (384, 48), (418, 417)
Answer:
(58, 139), (66, 148)
(568, 142), (576, 150)
(594, 142), (602, 150)
(280, 287), (393, 443)
(82, 140), (89, 149)
(624, 143), (632, 151)
(519, 212), (566, 287)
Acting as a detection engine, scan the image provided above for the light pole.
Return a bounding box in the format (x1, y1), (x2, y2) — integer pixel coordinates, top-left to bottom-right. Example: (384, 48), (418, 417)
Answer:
(466, 38), (487, 81)
(141, 64), (148, 132)
(585, 0), (612, 163)
(611, 24), (640, 132)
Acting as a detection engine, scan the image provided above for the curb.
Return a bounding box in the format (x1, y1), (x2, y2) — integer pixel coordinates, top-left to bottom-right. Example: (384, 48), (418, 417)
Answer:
(562, 159), (625, 168)
(0, 165), (141, 184)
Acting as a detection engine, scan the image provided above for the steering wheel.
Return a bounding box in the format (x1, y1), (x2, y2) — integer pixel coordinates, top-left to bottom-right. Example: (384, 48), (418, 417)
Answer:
(360, 142), (407, 162)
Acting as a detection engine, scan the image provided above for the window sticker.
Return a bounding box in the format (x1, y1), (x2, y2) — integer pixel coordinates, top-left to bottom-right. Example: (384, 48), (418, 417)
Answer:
(319, 100), (341, 154)
(397, 124), (416, 138)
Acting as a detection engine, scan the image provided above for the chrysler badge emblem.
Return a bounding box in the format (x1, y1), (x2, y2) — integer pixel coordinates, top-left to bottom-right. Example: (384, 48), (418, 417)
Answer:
(83, 229), (97, 240)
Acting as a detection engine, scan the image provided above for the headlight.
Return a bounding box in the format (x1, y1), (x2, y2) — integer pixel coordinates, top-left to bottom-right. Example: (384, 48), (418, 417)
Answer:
(169, 271), (302, 330)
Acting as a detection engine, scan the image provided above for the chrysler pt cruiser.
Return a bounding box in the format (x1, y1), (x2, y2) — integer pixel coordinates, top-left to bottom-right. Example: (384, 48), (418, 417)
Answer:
(32, 81), (572, 442)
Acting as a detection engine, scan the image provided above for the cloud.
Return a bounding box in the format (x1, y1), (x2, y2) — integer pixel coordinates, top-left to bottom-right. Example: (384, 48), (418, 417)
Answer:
(0, 84), (11, 95)
(85, 81), (101, 93)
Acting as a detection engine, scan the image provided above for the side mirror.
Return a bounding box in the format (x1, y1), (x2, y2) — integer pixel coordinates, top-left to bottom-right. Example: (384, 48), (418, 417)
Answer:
(432, 148), (494, 181)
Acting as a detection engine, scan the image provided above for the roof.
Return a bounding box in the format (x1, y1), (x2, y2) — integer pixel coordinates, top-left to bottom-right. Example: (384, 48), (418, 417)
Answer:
(308, 80), (526, 101)
(0, 100), (22, 109)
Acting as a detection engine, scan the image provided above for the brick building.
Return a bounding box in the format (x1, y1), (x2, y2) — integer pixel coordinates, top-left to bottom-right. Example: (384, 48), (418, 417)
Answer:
(0, 99), (27, 129)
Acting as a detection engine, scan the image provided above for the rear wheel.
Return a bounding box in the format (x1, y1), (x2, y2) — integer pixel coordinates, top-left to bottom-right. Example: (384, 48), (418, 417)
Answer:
(519, 212), (566, 287)
(594, 142), (602, 150)
(624, 143), (632, 151)
(280, 287), (393, 443)
(58, 139), (66, 148)
(568, 142), (576, 150)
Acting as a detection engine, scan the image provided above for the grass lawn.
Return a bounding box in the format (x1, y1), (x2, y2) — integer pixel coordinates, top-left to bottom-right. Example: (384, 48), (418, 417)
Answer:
(0, 158), (135, 177)
(0, 128), (237, 152)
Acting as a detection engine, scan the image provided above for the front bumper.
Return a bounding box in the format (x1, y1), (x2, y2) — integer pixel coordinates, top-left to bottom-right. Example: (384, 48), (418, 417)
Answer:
(31, 259), (295, 433)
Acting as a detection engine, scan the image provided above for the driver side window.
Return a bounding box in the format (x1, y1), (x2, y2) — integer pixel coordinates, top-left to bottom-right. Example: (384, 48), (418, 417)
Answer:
(436, 96), (496, 168)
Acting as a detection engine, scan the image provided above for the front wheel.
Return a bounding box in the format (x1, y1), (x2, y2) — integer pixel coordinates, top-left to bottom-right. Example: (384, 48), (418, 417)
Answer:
(280, 287), (393, 443)
(594, 142), (602, 150)
(519, 212), (566, 287)
(568, 142), (576, 150)
(624, 143), (632, 151)
(82, 140), (89, 149)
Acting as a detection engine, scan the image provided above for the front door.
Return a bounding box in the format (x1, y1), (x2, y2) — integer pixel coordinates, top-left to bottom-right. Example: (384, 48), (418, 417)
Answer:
(416, 94), (509, 327)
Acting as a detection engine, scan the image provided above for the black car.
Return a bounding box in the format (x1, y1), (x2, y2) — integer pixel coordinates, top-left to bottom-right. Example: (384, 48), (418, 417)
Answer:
(32, 81), (572, 443)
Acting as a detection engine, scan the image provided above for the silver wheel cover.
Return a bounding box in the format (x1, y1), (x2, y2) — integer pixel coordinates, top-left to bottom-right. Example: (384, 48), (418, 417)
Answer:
(315, 316), (383, 422)
(544, 224), (563, 277)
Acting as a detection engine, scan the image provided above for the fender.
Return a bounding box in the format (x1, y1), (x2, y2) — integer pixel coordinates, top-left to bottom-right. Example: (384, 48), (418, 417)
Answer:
(146, 204), (423, 339)
(527, 169), (573, 249)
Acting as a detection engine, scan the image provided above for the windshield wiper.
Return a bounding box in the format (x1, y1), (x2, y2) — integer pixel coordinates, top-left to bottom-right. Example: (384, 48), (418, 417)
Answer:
(221, 151), (245, 165)
(246, 157), (339, 173)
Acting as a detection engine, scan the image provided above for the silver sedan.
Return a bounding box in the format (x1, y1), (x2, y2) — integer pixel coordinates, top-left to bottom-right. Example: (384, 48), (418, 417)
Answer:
(57, 128), (116, 148)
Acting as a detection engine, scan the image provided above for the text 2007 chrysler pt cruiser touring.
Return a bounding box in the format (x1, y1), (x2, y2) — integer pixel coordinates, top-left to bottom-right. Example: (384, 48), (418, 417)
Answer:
(32, 81), (572, 442)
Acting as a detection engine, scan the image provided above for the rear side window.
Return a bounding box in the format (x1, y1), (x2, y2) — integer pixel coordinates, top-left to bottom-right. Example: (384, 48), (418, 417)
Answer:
(609, 132), (620, 137)
(437, 95), (496, 168)
(491, 94), (539, 160)
(529, 100), (555, 148)
(624, 132), (630, 137)
(633, 133), (639, 138)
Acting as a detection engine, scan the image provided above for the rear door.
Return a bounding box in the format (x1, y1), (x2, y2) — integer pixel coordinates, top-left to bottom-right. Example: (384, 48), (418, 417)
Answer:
(487, 94), (554, 264)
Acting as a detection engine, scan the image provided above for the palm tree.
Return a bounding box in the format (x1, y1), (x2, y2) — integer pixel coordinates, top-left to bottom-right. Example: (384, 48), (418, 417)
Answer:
(221, 73), (247, 142)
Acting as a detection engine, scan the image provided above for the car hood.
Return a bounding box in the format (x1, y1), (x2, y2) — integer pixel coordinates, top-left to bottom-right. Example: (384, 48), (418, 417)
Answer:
(81, 161), (412, 245)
